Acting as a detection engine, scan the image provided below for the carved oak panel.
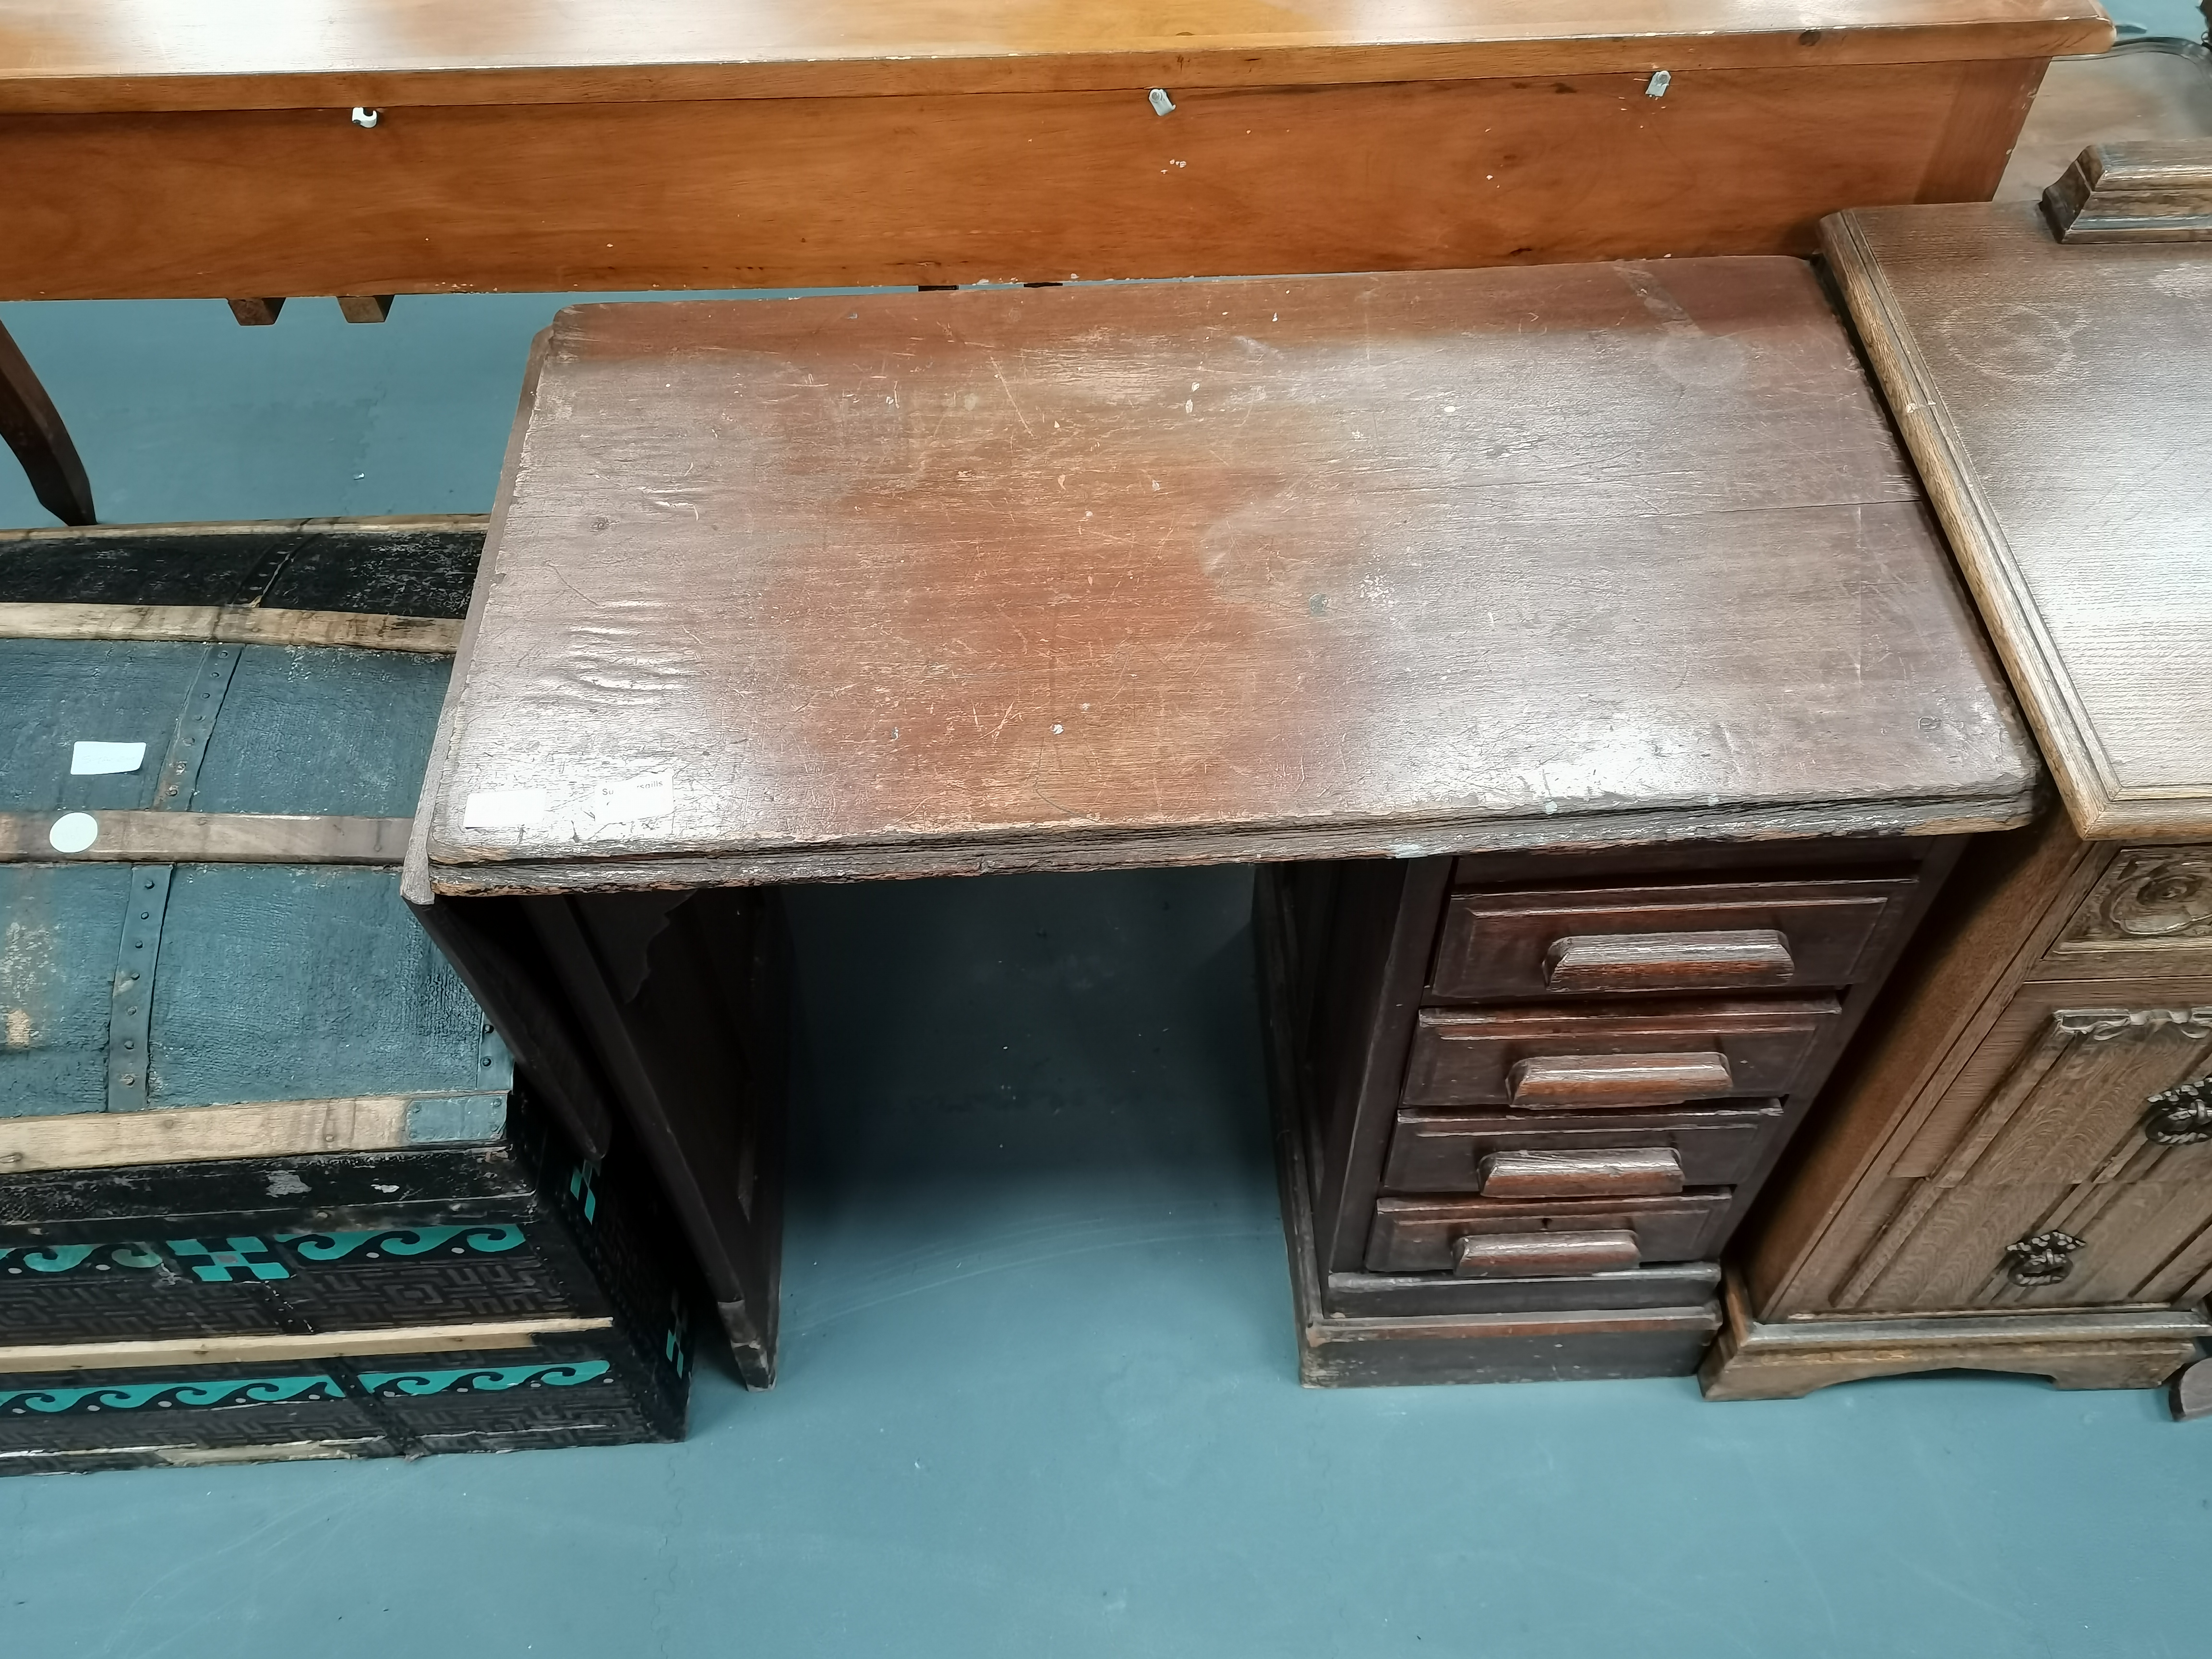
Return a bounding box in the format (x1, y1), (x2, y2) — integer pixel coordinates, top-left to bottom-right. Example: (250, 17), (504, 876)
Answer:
(1836, 993), (2212, 1311)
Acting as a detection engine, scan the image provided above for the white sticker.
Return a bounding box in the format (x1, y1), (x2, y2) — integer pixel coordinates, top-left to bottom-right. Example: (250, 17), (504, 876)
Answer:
(584, 771), (674, 826)
(70, 741), (146, 776)
(462, 789), (550, 830)
(48, 813), (99, 853)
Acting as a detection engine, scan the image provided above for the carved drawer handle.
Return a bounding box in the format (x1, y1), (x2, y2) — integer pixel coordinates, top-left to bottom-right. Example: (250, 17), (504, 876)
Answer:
(1452, 1229), (1641, 1279)
(1475, 1147), (1685, 1199)
(1508, 1051), (1733, 1110)
(2144, 1078), (2212, 1146)
(2003, 1231), (2085, 1287)
(1545, 929), (1794, 993)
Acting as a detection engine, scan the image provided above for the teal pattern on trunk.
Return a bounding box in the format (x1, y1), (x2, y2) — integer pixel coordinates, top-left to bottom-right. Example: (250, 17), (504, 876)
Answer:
(356, 1362), (610, 1397)
(0, 1376), (344, 1413)
(276, 1225), (526, 1262)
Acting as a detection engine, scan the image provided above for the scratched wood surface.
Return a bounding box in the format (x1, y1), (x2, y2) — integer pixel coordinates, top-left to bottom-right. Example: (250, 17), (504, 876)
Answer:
(1826, 203), (2212, 838)
(415, 262), (2036, 895)
(0, 0), (2111, 111)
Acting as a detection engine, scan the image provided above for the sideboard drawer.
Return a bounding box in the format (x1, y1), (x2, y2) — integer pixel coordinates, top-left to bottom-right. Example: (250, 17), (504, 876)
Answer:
(1383, 1102), (1786, 1193)
(1401, 999), (1839, 1109)
(1429, 878), (1916, 1001)
(1366, 1192), (1734, 1274)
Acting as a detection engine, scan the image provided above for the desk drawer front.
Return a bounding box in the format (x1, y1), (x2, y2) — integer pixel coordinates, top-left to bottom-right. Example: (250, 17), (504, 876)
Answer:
(1367, 1192), (1732, 1274)
(1402, 999), (1839, 1109)
(1384, 1103), (1785, 1193)
(1430, 879), (1913, 1001)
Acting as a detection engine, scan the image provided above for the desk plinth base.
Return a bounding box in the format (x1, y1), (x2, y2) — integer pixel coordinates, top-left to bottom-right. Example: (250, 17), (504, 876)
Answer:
(1699, 1271), (2211, 1400)
(1273, 1103), (1719, 1386)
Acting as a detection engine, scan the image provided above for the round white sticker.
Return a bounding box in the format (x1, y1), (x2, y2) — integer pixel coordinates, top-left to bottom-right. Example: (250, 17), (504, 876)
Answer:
(48, 812), (99, 854)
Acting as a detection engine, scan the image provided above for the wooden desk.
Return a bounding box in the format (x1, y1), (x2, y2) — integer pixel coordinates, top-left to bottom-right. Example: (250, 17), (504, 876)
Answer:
(0, 0), (2110, 301)
(402, 264), (2037, 1383)
(1706, 160), (2212, 1403)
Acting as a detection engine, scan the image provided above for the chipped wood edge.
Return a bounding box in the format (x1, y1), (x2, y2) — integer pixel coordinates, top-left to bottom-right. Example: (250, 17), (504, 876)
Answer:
(423, 790), (2041, 895)
(405, 336), (552, 912)
(0, 1318), (613, 1374)
(0, 1094), (494, 1173)
(0, 810), (411, 865)
(1820, 209), (2212, 842)
(0, 601), (460, 653)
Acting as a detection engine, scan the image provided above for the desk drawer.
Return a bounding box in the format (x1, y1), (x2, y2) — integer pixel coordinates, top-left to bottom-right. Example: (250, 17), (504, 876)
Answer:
(1366, 1192), (1733, 1274)
(1383, 1102), (1785, 1193)
(1401, 998), (1839, 1109)
(1430, 878), (1914, 1001)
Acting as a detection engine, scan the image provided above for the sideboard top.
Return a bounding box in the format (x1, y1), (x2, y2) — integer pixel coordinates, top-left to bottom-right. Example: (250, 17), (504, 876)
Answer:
(1826, 201), (2212, 840)
(0, 0), (2113, 114)
(409, 259), (2036, 895)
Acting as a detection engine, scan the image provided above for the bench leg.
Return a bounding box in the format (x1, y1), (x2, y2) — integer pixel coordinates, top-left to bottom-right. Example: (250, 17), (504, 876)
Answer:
(0, 317), (95, 526)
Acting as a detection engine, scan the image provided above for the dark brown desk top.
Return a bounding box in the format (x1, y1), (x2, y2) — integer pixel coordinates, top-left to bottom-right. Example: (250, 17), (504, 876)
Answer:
(0, 0), (2110, 112)
(1825, 201), (2212, 839)
(408, 260), (2037, 898)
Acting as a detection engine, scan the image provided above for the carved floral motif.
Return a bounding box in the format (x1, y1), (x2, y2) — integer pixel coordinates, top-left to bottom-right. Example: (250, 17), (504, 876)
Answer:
(2064, 852), (2212, 948)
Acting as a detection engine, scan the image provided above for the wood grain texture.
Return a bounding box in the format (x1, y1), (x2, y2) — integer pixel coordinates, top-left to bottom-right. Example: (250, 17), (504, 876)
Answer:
(418, 263), (2035, 895)
(1507, 1051), (1738, 1109)
(0, 317), (93, 526)
(1545, 930), (1795, 994)
(1823, 203), (2212, 839)
(0, 602), (460, 652)
(0, 0), (2111, 113)
(0, 810), (410, 863)
(0, 59), (2053, 301)
(0, 1094), (467, 1171)
(1835, 982), (2212, 1311)
(1736, 808), (2106, 1316)
(1473, 1146), (1685, 1199)
(0, 1321), (604, 1374)
(1452, 1229), (1642, 1277)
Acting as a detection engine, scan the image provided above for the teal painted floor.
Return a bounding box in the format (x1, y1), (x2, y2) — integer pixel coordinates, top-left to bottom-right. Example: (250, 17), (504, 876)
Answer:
(5, 82), (2212, 1654)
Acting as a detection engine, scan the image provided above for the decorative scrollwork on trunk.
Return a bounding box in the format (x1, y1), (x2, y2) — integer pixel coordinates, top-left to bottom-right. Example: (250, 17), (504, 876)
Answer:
(2003, 1230), (2086, 1287)
(2144, 1078), (2212, 1146)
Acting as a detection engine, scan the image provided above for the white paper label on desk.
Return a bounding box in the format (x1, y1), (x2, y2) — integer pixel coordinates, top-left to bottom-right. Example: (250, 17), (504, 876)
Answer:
(463, 788), (550, 830)
(70, 741), (145, 776)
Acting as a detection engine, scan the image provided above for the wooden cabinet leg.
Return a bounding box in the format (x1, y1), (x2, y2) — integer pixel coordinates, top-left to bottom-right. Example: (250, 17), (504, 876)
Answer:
(0, 317), (94, 526)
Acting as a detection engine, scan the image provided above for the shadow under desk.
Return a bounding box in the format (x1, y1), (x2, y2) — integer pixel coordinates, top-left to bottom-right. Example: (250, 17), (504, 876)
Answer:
(403, 261), (2040, 1387)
